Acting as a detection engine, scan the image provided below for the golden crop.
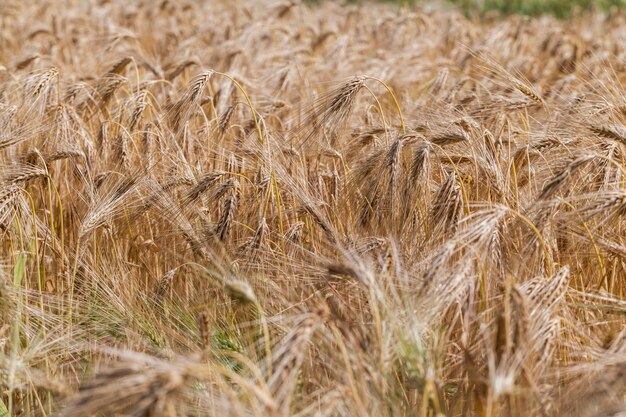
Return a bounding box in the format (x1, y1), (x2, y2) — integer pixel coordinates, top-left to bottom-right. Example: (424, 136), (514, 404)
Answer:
(1, 1), (626, 416)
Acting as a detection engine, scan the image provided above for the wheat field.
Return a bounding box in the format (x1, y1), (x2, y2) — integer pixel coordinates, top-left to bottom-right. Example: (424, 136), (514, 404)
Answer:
(1, 1), (626, 416)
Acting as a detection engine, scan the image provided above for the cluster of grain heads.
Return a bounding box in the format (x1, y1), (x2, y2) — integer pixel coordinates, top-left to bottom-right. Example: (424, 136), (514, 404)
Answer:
(1, 0), (626, 416)
(167, 70), (214, 135)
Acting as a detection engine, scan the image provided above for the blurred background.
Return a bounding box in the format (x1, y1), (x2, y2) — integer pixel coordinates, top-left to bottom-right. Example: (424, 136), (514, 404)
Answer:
(310, 0), (626, 17)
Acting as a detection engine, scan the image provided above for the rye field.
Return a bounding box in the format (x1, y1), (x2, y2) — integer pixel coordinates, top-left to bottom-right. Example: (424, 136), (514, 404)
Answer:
(1, 0), (626, 416)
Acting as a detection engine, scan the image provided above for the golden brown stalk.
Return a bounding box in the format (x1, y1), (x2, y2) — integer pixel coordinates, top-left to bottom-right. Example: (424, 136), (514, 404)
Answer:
(79, 174), (142, 238)
(568, 191), (626, 223)
(218, 104), (236, 134)
(590, 124), (626, 146)
(431, 170), (464, 237)
(112, 132), (129, 170)
(216, 179), (240, 242)
(128, 89), (149, 131)
(29, 67), (58, 98)
(105, 56), (132, 76)
(14, 54), (39, 71)
(267, 312), (322, 412)
(284, 221), (304, 244)
(185, 171), (226, 204)
(431, 129), (469, 146)
(511, 78), (543, 104)
(164, 59), (198, 82)
(538, 155), (594, 200)
(521, 266), (570, 316)
(152, 269), (176, 305)
(299, 76), (366, 148)
(239, 217), (269, 261)
(167, 70), (214, 133)
(2, 163), (48, 184)
(196, 310), (212, 350)
(93, 75), (127, 113)
(59, 353), (192, 417)
(223, 279), (257, 304)
(44, 149), (85, 163)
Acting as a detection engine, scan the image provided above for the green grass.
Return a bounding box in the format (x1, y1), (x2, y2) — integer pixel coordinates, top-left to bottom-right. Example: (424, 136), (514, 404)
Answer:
(451, 0), (626, 18)
(334, 0), (626, 17)
(0, 400), (8, 417)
